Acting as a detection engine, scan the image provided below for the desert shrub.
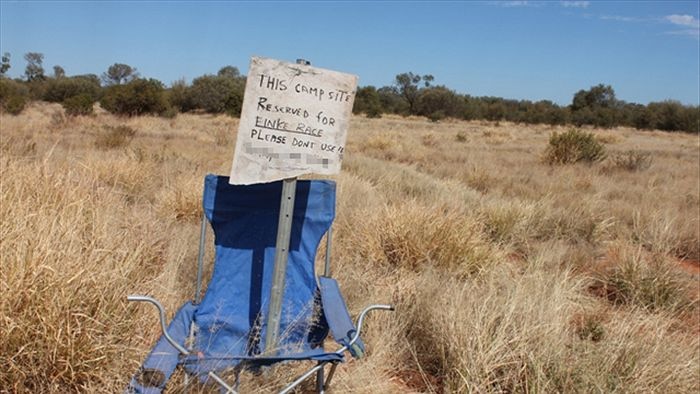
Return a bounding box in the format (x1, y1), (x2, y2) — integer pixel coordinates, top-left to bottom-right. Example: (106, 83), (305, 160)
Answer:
(638, 101), (699, 133)
(3, 94), (27, 115)
(366, 104), (382, 118)
(611, 150), (652, 171)
(0, 78), (29, 115)
(100, 78), (167, 116)
(166, 79), (194, 112)
(95, 125), (136, 149)
(456, 131), (467, 142)
(377, 85), (409, 114)
(544, 128), (606, 165)
(160, 105), (178, 119)
(353, 85), (383, 118)
(428, 110), (445, 122)
(62, 93), (95, 116)
(417, 86), (464, 119)
(43, 76), (101, 103)
(188, 74), (244, 116)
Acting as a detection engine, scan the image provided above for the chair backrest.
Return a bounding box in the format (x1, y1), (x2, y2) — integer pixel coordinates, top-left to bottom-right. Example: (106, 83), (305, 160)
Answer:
(195, 174), (335, 358)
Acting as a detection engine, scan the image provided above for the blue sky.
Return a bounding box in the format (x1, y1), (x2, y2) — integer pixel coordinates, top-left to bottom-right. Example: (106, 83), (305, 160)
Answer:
(1, 1), (698, 105)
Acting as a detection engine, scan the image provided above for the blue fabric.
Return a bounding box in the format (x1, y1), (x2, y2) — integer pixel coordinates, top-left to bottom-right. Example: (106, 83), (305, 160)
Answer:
(127, 302), (196, 393)
(319, 277), (365, 358)
(129, 175), (356, 393)
(195, 175), (334, 362)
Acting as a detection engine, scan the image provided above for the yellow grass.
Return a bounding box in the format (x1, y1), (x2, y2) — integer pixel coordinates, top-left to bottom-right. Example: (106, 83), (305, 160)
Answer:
(1, 103), (699, 392)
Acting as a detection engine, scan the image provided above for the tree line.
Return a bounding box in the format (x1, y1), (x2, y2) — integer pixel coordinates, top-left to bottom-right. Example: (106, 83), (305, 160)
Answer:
(0, 52), (697, 133)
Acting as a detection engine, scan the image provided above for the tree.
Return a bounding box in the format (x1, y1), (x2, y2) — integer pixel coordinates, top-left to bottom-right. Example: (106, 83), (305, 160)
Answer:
(100, 78), (167, 116)
(102, 63), (138, 85)
(62, 94), (95, 116)
(416, 86), (464, 119)
(217, 66), (241, 79)
(571, 84), (617, 111)
(394, 72), (434, 115)
(167, 78), (194, 112)
(353, 86), (383, 118)
(377, 86), (407, 114)
(53, 65), (65, 79)
(0, 53), (10, 77)
(44, 75), (101, 103)
(570, 84), (620, 128)
(24, 52), (45, 81)
(189, 74), (244, 116)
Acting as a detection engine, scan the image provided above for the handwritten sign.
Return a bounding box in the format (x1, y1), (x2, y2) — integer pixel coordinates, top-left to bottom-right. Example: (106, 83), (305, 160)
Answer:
(229, 57), (358, 185)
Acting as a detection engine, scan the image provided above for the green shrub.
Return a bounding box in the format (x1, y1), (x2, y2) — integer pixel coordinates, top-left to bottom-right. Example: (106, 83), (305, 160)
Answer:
(353, 86), (383, 118)
(366, 104), (382, 118)
(544, 129), (606, 165)
(166, 79), (193, 112)
(160, 105), (178, 119)
(95, 125), (137, 149)
(62, 94), (95, 116)
(44, 76), (101, 103)
(0, 79), (29, 115)
(188, 74), (244, 116)
(4, 95), (26, 115)
(100, 78), (167, 116)
(428, 110), (445, 123)
(417, 86), (464, 119)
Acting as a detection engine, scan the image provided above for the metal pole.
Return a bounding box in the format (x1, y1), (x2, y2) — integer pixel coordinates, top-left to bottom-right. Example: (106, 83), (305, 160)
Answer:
(264, 177), (297, 354)
(264, 58), (309, 355)
(194, 213), (207, 304)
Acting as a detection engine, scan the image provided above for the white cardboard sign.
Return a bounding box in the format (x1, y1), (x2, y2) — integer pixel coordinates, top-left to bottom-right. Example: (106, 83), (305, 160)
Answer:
(229, 57), (358, 185)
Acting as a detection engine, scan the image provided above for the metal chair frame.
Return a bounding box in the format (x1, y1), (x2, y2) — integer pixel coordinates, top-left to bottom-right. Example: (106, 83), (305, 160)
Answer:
(129, 216), (393, 393)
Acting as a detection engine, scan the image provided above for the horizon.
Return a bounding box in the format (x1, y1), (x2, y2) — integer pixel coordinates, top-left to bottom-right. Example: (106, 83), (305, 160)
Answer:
(1, 1), (699, 106)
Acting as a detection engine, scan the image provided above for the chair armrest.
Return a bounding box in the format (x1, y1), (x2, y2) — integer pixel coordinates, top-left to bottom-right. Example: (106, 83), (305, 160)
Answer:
(127, 295), (190, 355)
(336, 304), (394, 356)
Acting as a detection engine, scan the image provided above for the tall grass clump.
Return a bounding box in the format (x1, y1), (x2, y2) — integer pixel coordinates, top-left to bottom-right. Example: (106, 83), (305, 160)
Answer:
(395, 261), (585, 392)
(596, 245), (694, 312)
(0, 158), (167, 391)
(544, 128), (606, 165)
(610, 149), (652, 171)
(370, 203), (499, 275)
(95, 125), (137, 149)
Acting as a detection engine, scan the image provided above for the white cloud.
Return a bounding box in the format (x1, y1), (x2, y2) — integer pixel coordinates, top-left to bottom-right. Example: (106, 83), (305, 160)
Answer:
(664, 14), (700, 40)
(665, 29), (700, 38)
(599, 15), (641, 23)
(664, 14), (700, 29)
(499, 1), (531, 7)
(561, 1), (590, 8)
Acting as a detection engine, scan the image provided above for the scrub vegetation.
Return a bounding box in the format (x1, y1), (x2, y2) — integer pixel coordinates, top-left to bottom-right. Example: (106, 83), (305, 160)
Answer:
(1, 52), (698, 133)
(1, 102), (698, 393)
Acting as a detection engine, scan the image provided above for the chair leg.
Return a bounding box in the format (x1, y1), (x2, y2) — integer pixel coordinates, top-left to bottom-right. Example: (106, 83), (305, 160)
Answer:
(324, 363), (338, 391)
(208, 371), (237, 394)
(278, 362), (326, 394)
(316, 363), (325, 394)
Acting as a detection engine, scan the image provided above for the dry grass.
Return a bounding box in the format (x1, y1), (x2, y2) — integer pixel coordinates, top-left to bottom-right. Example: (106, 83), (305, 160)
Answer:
(1, 104), (699, 392)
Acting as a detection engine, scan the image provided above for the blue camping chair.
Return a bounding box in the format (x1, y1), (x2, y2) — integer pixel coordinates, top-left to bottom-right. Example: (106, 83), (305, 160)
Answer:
(127, 174), (393, 393)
